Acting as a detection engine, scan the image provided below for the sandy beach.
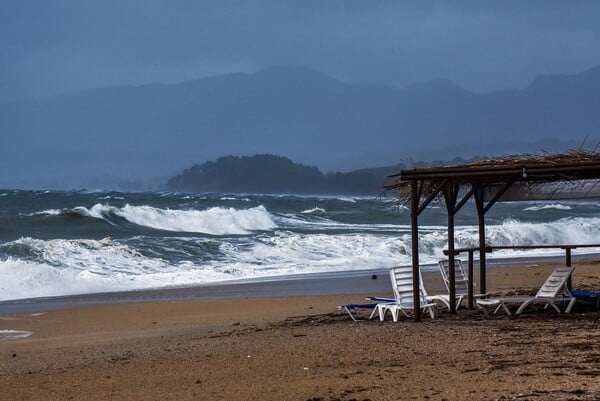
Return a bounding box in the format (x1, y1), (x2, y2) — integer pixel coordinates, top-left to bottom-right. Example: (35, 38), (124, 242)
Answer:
(1, 259), (600, 401)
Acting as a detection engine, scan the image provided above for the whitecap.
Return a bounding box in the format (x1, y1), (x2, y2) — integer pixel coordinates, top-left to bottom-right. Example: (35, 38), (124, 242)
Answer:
(112, 204), (276, 234)
(0, 238), (242, 301)
(21, 203), (277, 235)
(523, 204), (573, 211)
(20, 209), (62, 217)
(301, 207), (326, 214)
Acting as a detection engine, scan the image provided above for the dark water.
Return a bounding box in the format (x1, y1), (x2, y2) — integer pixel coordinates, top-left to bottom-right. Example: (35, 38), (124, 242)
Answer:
(0, 189), (598, 301)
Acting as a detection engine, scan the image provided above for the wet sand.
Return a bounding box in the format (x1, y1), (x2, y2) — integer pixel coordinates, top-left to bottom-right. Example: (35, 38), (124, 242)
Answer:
(1, 259), (599, 400)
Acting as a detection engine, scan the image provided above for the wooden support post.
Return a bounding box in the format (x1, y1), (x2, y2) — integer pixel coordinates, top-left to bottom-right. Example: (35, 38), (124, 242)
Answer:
(411, 181), (421, 322)
(444, 184), (458, 314)
(474, 186), (487, 295)
(565, 247), (572, 290)
(467, 250), (474, 310)
(447, 211), (456, 313)
(477, 210), (486, 295)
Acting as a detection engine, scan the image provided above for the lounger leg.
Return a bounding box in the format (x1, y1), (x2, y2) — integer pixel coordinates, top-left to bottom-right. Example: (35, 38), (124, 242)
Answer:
(343, 306), (358, 322)
(565, 298), (577, 314)
(377, 305), (386, 321)
(458, 295), (465, 310)
(549, 302), (562, 314)
(501, 302), (512, 316)
(516, 299), (536, 314)
(492, 303), (503, 315)
(391, 307), (400, 322)
(478, 304), (491, 317)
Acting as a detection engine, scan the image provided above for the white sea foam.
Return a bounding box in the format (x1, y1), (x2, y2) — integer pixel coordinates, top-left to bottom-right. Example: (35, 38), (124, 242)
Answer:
(0, 330), (32, 340)
(0, 233), (414, 301)
(418, 217), (600, 258)
(301, 207), (326, 214)
(0, 238), (236, 301)
(112, 204), (276, 234)
(275, 214), (402, 232)
(216, 196), (251, 202)
(21, 209), (62, 217)
(1, 216), (599, 302)
(32, 204), (277, 235)
(523, 203), (573, 211)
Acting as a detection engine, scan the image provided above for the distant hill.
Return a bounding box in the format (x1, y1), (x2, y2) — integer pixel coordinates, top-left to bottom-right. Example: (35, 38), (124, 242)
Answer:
(167, 153), (490, 195)
(167, 154), (403, 195)
(1, 65), (598, 188)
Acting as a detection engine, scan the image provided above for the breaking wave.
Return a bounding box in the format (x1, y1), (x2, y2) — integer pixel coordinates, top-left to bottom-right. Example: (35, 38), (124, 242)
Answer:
(31, 204), (277, 235)
(523, 203), (573, 211)
(301, 207), (326, 214)
(2, 191), (599, 302)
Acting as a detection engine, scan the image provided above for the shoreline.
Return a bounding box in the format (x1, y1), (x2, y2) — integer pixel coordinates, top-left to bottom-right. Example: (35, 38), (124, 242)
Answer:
(1, 252), (597, 315)
(1, 258), (599, 400)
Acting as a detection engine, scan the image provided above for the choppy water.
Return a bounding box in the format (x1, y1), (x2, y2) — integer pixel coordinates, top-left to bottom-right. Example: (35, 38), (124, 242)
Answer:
(0, 190), (599, 301)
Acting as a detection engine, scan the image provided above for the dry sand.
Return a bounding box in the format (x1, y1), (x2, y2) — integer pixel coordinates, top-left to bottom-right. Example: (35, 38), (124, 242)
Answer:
(1, 259), (600, 401)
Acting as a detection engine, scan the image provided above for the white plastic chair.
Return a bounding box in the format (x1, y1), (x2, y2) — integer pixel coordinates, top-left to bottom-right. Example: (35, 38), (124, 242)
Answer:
(437, 259), (488, 311)
(476, 266), (576, 315)
(376, 266), (437, 321)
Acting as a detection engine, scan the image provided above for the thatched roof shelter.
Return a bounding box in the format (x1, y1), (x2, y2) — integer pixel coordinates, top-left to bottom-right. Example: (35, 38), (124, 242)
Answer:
(386, 150), (600, 321)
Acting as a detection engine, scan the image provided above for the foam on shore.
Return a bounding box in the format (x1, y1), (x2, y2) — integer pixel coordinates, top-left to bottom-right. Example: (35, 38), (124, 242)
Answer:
(0, 330), (32, 340)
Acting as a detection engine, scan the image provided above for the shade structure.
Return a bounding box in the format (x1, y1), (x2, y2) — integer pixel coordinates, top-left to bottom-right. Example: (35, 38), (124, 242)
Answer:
(385, 150), (600, 321)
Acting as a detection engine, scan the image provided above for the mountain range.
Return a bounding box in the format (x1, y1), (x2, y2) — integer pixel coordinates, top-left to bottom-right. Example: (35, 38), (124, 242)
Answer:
(1, 65), (598, 189)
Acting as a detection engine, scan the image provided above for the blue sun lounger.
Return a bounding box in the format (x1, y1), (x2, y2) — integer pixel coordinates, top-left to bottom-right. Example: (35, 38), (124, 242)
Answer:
(337, 297), (395, 322)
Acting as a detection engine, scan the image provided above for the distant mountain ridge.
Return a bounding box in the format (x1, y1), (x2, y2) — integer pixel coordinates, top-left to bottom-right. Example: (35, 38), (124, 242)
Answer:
(1, 65), (598, 188)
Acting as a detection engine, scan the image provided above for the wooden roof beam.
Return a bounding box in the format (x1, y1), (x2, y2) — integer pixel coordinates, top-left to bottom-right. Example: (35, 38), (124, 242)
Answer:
(416, 179), (448, 216)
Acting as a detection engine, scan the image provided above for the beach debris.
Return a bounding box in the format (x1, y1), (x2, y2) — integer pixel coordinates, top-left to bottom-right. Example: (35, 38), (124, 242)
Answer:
(231, 321), (241, 326)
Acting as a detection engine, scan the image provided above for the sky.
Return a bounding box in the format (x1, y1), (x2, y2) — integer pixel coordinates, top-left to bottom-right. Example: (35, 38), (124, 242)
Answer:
(2, 1), (600, 102)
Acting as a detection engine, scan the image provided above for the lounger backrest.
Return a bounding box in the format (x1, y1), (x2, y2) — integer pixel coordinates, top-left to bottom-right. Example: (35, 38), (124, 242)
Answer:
(438, 259), (470, 295)
(389, 266), (429, 309)
(536, 266), (574, 298)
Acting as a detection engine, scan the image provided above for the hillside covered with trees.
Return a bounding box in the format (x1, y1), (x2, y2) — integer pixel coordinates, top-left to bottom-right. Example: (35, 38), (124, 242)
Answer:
(167, 154), (403, 195)
(167, 154), (485, 195)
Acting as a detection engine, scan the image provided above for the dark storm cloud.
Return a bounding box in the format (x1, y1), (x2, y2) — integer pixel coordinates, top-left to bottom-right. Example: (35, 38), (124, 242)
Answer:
(2, 1), (600, 100)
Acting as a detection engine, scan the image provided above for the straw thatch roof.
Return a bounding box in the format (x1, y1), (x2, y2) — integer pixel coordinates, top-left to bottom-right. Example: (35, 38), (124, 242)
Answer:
(387, 149), (600, 203)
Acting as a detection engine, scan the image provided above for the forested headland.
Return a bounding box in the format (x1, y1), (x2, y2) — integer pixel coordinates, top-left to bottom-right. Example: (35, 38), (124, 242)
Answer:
(167, 154), (480, 195)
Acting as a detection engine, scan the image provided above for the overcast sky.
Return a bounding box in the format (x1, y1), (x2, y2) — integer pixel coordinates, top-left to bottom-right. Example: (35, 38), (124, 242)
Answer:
(2, 1), (600, 101)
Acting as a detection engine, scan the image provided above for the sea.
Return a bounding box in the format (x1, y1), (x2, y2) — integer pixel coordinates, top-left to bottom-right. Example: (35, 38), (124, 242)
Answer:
(0, 189), (599, 302)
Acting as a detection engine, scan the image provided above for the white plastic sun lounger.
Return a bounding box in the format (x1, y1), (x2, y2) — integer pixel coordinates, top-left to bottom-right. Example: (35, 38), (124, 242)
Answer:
(376, 266), (437, 321)
(476, 266), (576, 316)
(437, 259), (489, 311)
